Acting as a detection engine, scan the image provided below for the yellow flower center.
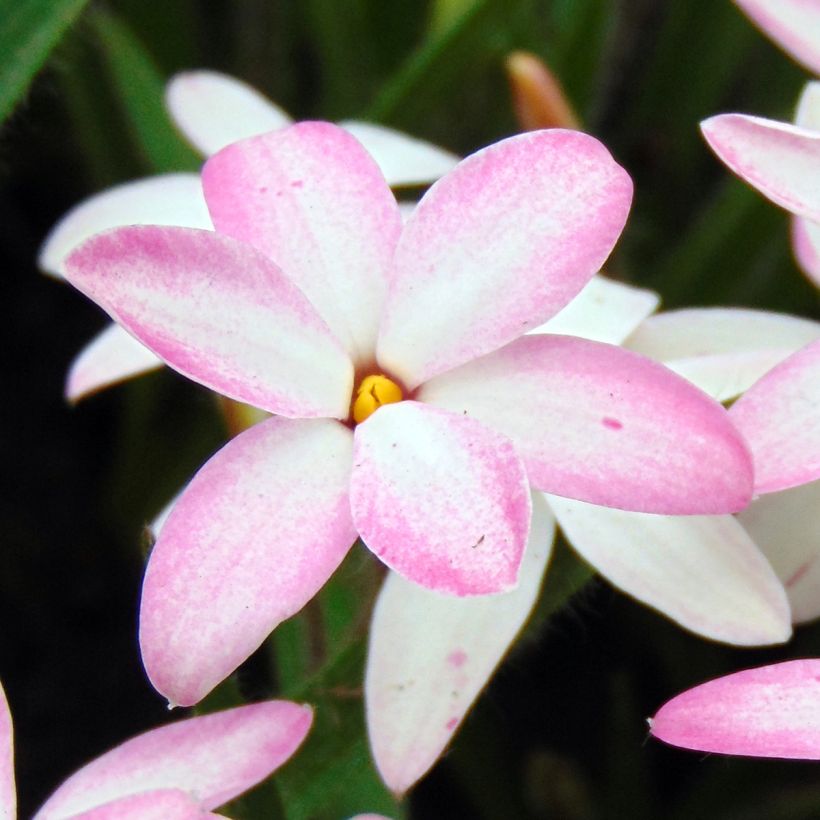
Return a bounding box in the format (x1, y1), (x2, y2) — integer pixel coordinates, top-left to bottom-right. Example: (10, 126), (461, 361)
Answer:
(352, 374), (403, 423)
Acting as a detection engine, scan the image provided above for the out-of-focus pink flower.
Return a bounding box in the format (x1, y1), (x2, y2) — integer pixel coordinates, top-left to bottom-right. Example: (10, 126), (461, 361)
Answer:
(0, 678), (311, 819)
(650, 658), (820, 759)
(38, 70), (460, 402)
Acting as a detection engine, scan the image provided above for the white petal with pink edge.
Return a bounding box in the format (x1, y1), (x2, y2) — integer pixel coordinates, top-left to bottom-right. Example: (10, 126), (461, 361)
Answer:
(530, 274), (659, 344)
(34, 701), (312, 819)
(66, 323), (163, 402)
(140, 417), (356, 706)
(338, 120), (460, 187)
(366, 492), (554, 795)
(547, 496), (790, 645)
(625, 307), (820, 401)
(650, 659), (820, 759)
(419, 334), (753, 514)
(377, 129), (633, 388)
(791, 216), (820, 286)
(0, 682), (15, 820)
(701, 114), (820, 221)
(38, 174), (211, 279)
(165, 70), (292, 156)
(739, 480), (820, 623)
(350, 401), (531, 596)
(65, 225), (353, 419)
(735, 0), (820, 74)
(203, 122), (402, 364)
(730, 338), (820, 493)
(66, 789), (217, 820)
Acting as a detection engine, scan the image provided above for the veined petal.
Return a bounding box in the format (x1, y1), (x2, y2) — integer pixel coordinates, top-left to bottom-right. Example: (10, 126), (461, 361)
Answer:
(0, 683), (15, 820)
(377, 129), (633, 388)
(735, 0), (820, 74)
(650, 659), (820, 759)
(67, 789), (217, 820)
(530, 274), (659, 344)
(739, 480), (820, 623)
(34, 701), (312, 819)
(366, 493), (554, 794)
(165, 71), (292, 156)
(547, 496), (790, 645)
(350, 401), (531, 595)
(419, 335), (753, 514)
(203, 122), (402, 364)
(791, 216), (820, 287)
(38, 174), (211, 279)
(66, 324), (163, 402)
(701, 114), (820, 221)
(140, 417), (356, 706)
(338, 120), (460, 187)
(730, 338), (820, 493)
(65, 226), (353, 419)
(625, 307), (820, 401)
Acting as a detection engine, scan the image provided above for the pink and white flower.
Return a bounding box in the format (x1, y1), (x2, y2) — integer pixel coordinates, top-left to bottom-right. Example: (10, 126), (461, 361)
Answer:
(39, 70), (460, 401)
(650, 658), (820, 760)
(0, 678), (311, 819)
(64, 121), (754, 710)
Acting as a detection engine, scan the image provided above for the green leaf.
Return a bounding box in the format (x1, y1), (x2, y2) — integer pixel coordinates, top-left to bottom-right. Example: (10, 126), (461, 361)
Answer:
(87, 7), (200, 173)
(0, 0), (90, 124)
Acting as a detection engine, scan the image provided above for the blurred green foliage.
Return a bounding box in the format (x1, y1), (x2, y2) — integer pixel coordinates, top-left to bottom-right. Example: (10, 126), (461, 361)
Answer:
(1, 0), (819, 818)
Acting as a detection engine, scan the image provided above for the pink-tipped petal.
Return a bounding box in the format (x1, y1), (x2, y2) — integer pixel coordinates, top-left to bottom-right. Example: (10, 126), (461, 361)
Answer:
(791, 216), (820, 286)
(730, 338), (820, 493)
(141, 417), (355, 706)
(338, 120), (460, 187)
(650, 659), (820, 759)
(66, 324), (163, 402)
(419, 335), (753, 514)
(366, 493), (554, 794)
(166, 71), (292, 156)
(202, 122), (402, 364)
(547, 496), (791, 645)
(66, 789), (217, 820)
(65, 225), (353, 419)
(38, 174), (211, 279)
(350, 401), (531, 596)
(0, 682), (15, 820)
(701, 114), (820, 222)
(35, 701), (312, 819)
(625, 307), (820, 401)
(739, 480), (820, 623)
(530, 274), (659, 345)
(735, 0), (820, 74)
(377, 129), (633, 388)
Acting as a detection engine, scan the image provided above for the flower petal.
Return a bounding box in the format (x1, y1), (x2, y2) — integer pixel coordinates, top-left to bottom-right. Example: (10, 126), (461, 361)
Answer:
(701, 114), (820, 221)
(66, 789), (217, 820)
(65, 225), (353, 419)
(739, 480), (820, 623)
(791, 216), (820, 287)
(34, 701), (312, 819)
(547, 496), (790, 645)
(650, 659), (820, 759)
(419, 334), (753, 514)
(165, 70), (292, 156)
(366, 493), (554, 794)
(350, 401), (531, 595)
(140, 417), (356, 706)
(338, 120), (460, 186)
(530, 274), (659, 344)
(202, 122), (402, 364)
(730, 338), (820, 493)
(734, 0), (820, 74)
(377, 129), (633, 388)
(38, 174), (211, 279)
(0, 683), (15, 820)
(66, 324), (163, 402)
(625, 307), (820, 401)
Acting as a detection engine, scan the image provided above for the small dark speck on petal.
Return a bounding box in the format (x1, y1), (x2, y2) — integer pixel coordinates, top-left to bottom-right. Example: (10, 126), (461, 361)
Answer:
(291, 179), (304, 188)
(602, 417), (623, 430)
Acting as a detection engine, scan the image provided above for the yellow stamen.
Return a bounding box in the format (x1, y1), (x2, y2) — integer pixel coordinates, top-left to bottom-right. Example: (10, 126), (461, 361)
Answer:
(352, 374), (403, 424)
